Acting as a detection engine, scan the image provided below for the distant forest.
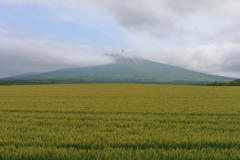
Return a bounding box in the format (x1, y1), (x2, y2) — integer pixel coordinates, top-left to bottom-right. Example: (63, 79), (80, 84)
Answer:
(207, 79), (240, 86)
(0, 78), (239, 86)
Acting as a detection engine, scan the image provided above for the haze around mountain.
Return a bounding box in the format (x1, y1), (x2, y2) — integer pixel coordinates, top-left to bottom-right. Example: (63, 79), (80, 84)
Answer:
(1, 55), (234, 85)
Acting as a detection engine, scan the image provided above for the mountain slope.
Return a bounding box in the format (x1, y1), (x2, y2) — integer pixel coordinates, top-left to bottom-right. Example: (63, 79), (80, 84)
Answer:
(1, 56), (235, 84)
(136, 60), (233, 82)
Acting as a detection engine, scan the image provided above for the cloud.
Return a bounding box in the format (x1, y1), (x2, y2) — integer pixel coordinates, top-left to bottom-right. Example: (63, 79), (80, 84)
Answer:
(19, 25), (34, 31)
(1, 0), (240, 78)
(0, 24), (25, 38)
(198, 21), (240, 43)
(0, 39), (113, 78)
(52, 13), (75, 22)
(80, 0), (240, 42)
(147, 44), (240, 78)
(1, 39), (239, 78)
(1, 0), (240, 42)
(82, 0), (184, 40)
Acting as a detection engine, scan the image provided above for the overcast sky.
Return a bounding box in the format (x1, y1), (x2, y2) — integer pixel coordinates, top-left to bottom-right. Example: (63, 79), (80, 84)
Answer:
(1, 0), (240, 78)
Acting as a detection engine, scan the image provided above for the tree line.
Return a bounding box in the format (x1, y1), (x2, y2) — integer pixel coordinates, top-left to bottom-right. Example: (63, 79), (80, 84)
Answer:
(207, 79), (240, 86)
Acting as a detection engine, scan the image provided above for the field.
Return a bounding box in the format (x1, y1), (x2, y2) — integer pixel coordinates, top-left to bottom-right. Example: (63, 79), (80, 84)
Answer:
(0, 84), (240, 160)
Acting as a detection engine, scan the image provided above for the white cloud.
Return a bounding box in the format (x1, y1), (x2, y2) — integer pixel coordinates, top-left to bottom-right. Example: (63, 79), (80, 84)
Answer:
(0, 39), (113, 78)
(0, 24), (25, 38)
(52, 13), (75, 22)
(1, 0), (240, 78)
(198, 21), (240, 43)
(2, 0), (240, 42)
(147, 44), (240, 78)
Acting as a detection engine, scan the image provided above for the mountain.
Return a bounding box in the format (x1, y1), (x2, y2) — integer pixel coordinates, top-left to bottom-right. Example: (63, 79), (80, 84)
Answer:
(10, 72), (43, 78)
(0, 55), (235, 85)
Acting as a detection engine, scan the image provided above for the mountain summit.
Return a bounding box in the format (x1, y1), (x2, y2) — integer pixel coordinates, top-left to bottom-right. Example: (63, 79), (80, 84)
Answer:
(1, 55), (235, 84)
(103, 53), (145, 65)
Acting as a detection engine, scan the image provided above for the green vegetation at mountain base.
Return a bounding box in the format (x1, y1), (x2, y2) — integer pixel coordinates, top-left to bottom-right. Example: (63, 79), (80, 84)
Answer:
(0, 81), (12, 85)
(1, 84), (240, 160)
(207, 78), (240, 86)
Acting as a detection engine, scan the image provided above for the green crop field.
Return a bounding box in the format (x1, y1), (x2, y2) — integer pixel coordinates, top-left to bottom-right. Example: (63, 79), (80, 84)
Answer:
(0, 84), (240, 160)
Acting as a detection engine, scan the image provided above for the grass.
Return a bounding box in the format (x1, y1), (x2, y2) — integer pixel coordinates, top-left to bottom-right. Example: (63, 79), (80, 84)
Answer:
(0, 84), (240, 159)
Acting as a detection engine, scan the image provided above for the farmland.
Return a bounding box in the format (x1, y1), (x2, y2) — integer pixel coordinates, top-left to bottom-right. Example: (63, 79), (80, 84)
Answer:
(0, 84), (240, 159)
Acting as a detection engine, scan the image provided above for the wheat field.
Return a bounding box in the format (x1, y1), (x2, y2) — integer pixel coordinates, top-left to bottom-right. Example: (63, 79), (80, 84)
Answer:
(0, 84), (240, 159)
